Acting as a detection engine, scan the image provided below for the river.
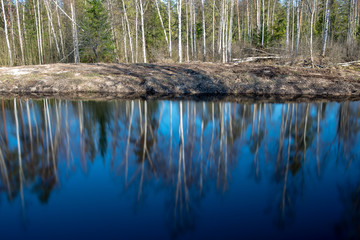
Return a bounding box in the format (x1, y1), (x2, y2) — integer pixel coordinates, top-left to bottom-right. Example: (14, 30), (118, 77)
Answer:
(0, 99), (359, 239)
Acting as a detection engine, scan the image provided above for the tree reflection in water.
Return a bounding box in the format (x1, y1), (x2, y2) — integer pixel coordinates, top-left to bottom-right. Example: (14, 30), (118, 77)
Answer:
(0, 98), (360, 238)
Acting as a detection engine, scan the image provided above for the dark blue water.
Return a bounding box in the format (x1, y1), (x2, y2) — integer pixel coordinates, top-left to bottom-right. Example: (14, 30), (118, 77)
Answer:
(0, 99), (359, 239)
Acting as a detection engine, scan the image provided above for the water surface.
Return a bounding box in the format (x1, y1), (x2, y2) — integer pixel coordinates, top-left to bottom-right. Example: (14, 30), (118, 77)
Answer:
(0, 99), (359, 239)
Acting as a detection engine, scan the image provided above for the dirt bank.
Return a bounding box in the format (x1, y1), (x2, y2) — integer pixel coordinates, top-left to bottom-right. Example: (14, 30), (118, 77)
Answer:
(0, 62), (359, 101)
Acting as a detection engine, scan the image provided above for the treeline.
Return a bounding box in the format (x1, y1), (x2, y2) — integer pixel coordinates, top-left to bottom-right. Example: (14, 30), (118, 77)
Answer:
(0, 0), (359, 66)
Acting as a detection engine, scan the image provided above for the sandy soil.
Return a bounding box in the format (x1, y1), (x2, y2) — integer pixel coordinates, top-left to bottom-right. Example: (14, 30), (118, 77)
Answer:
(0, 62), (359, 101)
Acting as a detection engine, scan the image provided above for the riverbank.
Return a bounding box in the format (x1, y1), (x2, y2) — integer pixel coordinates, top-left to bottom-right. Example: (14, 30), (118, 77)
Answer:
(0, 62), (359, 101)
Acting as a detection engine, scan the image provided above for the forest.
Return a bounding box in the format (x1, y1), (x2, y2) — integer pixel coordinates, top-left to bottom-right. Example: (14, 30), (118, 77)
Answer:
(0, 0), (359, 66)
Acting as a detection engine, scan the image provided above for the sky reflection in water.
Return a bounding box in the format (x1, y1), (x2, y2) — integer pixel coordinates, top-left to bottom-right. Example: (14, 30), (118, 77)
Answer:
(0, 99), (359, 239)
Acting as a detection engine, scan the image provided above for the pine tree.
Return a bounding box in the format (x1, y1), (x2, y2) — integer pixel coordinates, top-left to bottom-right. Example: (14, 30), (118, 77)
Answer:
(81, 0), (114, 62)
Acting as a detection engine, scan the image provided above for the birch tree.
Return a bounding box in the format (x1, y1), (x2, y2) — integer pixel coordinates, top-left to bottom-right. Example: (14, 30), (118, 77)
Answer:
(1, 0), (12, 65)
(320, 0), (330, 57)
(139, 0), (147, 62)
(178, 0), (182, 62)
(71, 1), (80, 63)
(155, 0), (169, 52)
(15, 0), (24, 64)
(168, 0), (172, 57)
(201, 0), (206, 61)
(286, 0), (290, 51)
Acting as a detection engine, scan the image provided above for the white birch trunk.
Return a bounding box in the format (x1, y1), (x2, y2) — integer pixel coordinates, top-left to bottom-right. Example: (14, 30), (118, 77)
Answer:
(139, 0), (147, 62)
(320, 0), (330, 56)
(190, 0), (193, 57)
(15, 0), (24, 64)
(55, 3), (65, 59)
(155, 0), (169, 46)
(122, 0), (134, 62)
(262, 0), (265, 45)
(1, 0), (12, 65)
(135, 0), (139, 62)
(256, 0), (261, 36)
(291, 0), (295, 51)
(37, 0), (44, 63)
(168, 0), (172, 57)
(7, 0), (16, 62)
(71, 2), (80, 63)
(186, 0), (190, 61)
(295, 0), (301, 55)
(309, 0), (317, 67)
(212, 0), (215, 59)
(192, 0), (196, 57)
(286, 0), (290, 51)
(178, 0), (182, 62)
(33, 0), (41, 64)
(45, 0), (61, 59)
(228, 0), (234, 62)
(201, 0), (206, 61)
(122, 16), (128, 63)
(247, 0), (251, 45)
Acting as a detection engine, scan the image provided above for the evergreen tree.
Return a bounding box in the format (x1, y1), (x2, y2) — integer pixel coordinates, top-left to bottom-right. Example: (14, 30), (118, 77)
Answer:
(81, 0), (114, 62)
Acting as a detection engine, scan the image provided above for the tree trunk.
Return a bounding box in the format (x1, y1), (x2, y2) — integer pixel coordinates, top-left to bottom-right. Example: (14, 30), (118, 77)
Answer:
(190, 0), (193, 57)
(33, 0), (41, 64)
(122, 16), (128, 63)
(55, 4), (65, 59)
(139, 0), (147, 62)
(228, 0), (234, 62)
(237, 0), (241, 41)
(256, 0), (261, 37)
(15, 0), (24, 64)
(107, 0), (119, 62)
(291, 0), (295, 51)
(286, 0), (290, 51)
(310, 0), (317, 67)
(45, 0), (61, 59)
(262, 0), (265, 45)
(168, 0), (172, 57)
(321, 0), (330, 57)
(192, 0), (196, 58)
(347, 0), (355, 53)
(122, 0), (134, 62)
(201, 0), (206, 61)
(71, 2), (80, 63)
(7, 0), (16, 63)
(186, 0), (190, 61)
(178, 0), (182, 62)
(295, 0), (303, 55)
(155, 0), (169, 48)
(212, 0), (215, 59)
(22, 4), (27, 62)
(247, 0), (251, 45)
(1, 0), (12, 65)
(37, 0), (43, 63)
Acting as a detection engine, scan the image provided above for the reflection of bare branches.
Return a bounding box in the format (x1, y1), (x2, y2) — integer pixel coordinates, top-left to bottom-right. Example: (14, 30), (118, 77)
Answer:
(1, 100), (8, 149)
(316, 104), (321, 176)
(0, 147), (11, 195)
(65, 101), (72, 167)
(14, 99), (25, 209)
(26, 100), (33, 156)
(78, 101), (86, 172)
(138, 101), (147, 201)
(125, 100), (134, 186)
(281, 104), (293, 217)
(169, 102), (173, 171)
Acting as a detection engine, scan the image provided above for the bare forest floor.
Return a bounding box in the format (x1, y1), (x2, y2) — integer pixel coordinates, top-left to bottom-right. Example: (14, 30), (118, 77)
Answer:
(0, 62), (360, 102)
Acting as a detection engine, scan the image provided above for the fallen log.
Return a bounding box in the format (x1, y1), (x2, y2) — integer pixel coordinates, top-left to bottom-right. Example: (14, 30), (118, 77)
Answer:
(338, 60), (360, 67)
(233, 56), (282, 63)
